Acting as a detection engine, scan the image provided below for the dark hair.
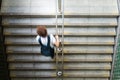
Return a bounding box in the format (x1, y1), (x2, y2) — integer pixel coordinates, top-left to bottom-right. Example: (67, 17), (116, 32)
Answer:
(36, 26), (47, 37)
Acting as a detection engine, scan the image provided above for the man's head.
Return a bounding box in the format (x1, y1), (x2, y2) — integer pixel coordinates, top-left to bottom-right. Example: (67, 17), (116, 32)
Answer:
(37, 25), (47, 37)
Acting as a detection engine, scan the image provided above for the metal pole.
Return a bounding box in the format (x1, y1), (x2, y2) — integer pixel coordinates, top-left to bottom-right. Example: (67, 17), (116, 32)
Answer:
(110, 0), (120, 80)
(58, 0), (62, 13)
(56, 0), (58, 35)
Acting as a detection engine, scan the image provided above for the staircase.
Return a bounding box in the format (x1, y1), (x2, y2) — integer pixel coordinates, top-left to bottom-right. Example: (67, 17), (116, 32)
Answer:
(0, 0), (119, 80)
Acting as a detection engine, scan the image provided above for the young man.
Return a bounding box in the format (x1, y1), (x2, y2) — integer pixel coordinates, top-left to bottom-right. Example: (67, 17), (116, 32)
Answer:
(36, 25), (59, 59)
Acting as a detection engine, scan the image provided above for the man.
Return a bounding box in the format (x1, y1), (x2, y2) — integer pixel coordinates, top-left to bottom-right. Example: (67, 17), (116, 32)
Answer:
(36, 25), (59, 59)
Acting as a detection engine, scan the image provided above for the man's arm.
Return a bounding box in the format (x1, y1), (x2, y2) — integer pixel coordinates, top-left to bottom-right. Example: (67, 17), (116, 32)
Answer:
(54, 35), (59, 47)
(36, 35), (39, 42)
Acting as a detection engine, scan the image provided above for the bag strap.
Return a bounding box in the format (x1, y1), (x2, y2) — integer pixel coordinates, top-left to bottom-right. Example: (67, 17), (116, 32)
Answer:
(38, 35), (50, 47)
(47, 35), (50, 46)
(38, 37), (42, 46)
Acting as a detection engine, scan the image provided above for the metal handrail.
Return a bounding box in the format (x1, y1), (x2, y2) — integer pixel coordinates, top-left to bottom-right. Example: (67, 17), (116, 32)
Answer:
(55, 0), (64, 80)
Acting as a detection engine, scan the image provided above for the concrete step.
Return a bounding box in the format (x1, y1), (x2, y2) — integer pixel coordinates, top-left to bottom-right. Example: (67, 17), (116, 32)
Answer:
(5, 42), (114, 46)
(9, 67), (111, 71)
(4, 32), (116, 37)
(10, 75), (109, 78)
(6, 50), (113, 55)
(2, 23), (117, 27)
(7, 58), (112, 63)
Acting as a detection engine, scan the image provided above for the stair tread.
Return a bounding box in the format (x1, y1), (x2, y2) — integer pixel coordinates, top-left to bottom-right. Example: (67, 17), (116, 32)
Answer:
(10, 74), (110, 78)
(7, 58), (112, 63)
(5, 42), (115, 46)
(4, 32), (116, 37)
(2, 23), (117, 27)
(6, 50), (113, 54)
(9, 66), (111, 70)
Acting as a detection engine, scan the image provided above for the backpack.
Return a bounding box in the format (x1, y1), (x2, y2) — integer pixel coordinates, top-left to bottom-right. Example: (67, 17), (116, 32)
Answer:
(38, 35), (54, 58)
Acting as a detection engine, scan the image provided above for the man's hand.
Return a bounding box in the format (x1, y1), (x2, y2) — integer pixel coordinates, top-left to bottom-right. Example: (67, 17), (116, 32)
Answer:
(55, 35), (59, 40)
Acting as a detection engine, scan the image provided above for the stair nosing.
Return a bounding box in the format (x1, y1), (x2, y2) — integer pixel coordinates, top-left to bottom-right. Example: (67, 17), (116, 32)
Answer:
(5, 42), (115, 46)
(2, 23), (117, 27)
(0, 12), (119, 17)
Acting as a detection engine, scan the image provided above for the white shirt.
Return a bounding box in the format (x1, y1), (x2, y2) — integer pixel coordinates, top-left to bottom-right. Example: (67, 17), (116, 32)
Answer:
(36, 34), (56, 48)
